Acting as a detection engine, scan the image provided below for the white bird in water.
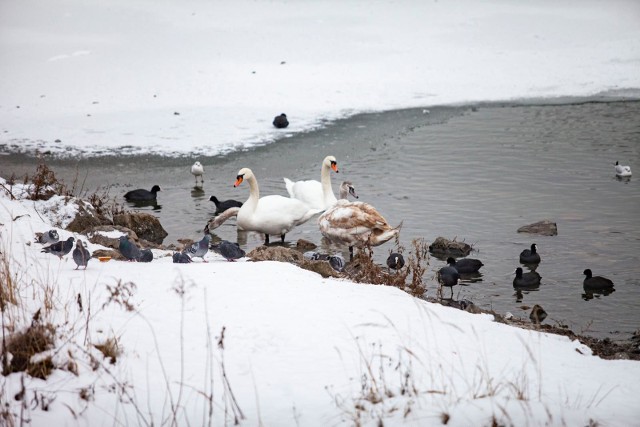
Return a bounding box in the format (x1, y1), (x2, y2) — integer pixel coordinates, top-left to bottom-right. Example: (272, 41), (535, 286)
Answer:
(284, 155), (339, 210)
(191, 161), (205, 185)
(615, 161), (632, 177)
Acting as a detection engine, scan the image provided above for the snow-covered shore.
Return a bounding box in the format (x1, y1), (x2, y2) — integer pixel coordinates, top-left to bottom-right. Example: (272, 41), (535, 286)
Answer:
(1, 0), (639, 157)
(2, 182), (640, 426)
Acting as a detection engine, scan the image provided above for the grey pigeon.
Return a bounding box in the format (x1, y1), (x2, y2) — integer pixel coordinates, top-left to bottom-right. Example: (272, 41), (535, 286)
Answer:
(183, 234), (211, 262)
(328, 255), (346, 272)
(35, 230), (59, 245)
(72, 239), (91, 270)
(386, 253), (405, 272)
(118, 235), (141, 261)
(173, 252), (193, 263)
(210, 240), (245, 262)
(137, 248), (153, 263)
(42, 237), (75, 259)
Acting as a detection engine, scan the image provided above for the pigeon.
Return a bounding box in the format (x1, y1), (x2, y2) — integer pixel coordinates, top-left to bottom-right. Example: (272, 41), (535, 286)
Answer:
(124, 185), (161, 202)
(328, 255), (346, 272)
(72, 239), (91, 270)
(614, 161), (632, 177)
(191, 161), (204, 185)
(209, 196), (243, 215)
(519, 243), (541, 264)
(446, 257), (483, 274)
(437, 264), (459, 298)
(173, 252), (193, 263)
(513, 267), (541, 288)
(42, 237), (75, 259)
(210, 240), (245, 262)
(183, 234), (211, 262)
(118, 235), (141, 261)
(583, 269), (614, 291)
(386, 253), (405, 272)
(272, 113), (289, 128)
(35, 230), (59, 245)
(137, 248), (153, 263)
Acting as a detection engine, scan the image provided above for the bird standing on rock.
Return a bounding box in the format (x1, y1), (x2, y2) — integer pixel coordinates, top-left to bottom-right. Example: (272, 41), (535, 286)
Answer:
(72, 239), (91, 270)
(273, 113), (289, 128)
(210, 240), (246, 262)
(183, 234), (211, 262)
(191, 161), (204, 185)
(42, 237), (75, 259)
(118, 235), (141, 261)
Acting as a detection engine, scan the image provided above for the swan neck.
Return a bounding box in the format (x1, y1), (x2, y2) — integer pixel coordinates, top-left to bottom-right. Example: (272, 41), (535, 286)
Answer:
(320, 163), (336, 204)
(245, 175), (260, 208)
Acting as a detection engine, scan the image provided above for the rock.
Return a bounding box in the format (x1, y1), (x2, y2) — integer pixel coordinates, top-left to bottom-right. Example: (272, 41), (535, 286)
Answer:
(113, 213), (168, 244)
(85, 225), (138, 249)
(428, 237), (472, 258)
(246, 246), (342, 278)
(296, 239), (317, 251)
(517, 220), (558, 236)
(91, 248), (126, 261)
(247, 246), (304, 263)
(65, 200), (111, 233)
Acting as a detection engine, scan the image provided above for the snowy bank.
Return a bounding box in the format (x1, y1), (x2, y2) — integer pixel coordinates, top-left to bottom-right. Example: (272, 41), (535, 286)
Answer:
(2, 179), (640, 426)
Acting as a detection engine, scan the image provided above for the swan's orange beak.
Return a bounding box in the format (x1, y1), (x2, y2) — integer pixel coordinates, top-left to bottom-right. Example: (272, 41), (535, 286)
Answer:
(331, 161), (339, 173)
(234, 176), (243, 187)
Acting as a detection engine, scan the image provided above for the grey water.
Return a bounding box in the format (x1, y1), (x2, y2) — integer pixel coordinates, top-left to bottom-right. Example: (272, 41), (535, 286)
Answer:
(2, 100), (639, 340)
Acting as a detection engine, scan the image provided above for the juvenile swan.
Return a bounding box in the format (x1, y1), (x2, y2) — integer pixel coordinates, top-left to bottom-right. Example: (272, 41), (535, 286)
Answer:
(235, 168), (323, 245)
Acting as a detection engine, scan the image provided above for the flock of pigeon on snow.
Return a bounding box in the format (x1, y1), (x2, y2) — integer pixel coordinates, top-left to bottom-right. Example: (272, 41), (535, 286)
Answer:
(35, 112), (632, 295)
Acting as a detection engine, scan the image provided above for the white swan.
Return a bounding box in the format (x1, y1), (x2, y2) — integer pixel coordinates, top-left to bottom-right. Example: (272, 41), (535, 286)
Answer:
(235, 168), (323, 245)
(615, 161), (632, 177)
(283, 155), (339, 210)
(318, 199), (400, 259)
(204, 181), (358, 234)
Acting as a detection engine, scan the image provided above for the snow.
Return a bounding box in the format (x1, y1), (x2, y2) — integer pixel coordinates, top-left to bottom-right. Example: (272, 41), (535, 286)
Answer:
(1, 0), (640, 425)
(2, 187), (640, 425)
(1, 0), (639, 157)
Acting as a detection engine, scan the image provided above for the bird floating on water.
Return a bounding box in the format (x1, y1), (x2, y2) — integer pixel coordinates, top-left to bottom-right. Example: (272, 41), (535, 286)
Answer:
(583, 269), (614, 291)
(519, 243), (541, 264)
(210, 196), (243, 215)
(284, 155), (339, 210)
(386, 253), (405, 272)
(614, 161), (632, 177)
(446, 257), (483, 274)
(513, 267), (541, 289)
(124, 185), (161, 202)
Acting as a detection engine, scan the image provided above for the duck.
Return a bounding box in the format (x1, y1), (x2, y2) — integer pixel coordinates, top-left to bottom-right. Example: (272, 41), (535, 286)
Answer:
(234, 168), (323, 245)
(318, 199), (400, 259)
(284, 155), (339, 210)
(519, 243), (541, 264)
(615, 161), (632, 177)
(513, 267), (541, 288)
(583, 269), (614, 291)
(437, 264), (460, 298)
(386, 252), (405, 272)
(124, 185), (161, 202)
(191, 161), (204, 185)
(273, 113), (289, 128)
(210, 195), (243, 215)
(446, 257), (483, 274)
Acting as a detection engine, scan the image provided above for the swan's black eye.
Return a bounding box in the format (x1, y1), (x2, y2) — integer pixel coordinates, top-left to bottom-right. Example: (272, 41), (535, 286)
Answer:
(330, 161), (336, 167)
(236, 174), (244, 180)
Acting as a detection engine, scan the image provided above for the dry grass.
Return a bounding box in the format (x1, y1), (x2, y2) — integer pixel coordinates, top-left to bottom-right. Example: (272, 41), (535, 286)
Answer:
(2, 323), (56, 378)
(94, 336), (121, 365)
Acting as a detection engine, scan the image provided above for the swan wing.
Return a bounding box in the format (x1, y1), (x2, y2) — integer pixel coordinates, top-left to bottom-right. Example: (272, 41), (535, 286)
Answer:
(284, 179), (325, 210)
